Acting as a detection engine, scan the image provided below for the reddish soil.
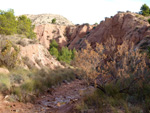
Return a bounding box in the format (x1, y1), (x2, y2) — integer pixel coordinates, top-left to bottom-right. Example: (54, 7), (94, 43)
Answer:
(0, 79), (90, 113)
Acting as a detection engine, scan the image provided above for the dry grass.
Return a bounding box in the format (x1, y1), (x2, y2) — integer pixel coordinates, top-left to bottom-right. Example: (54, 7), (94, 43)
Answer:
(0, 67), (76, 103)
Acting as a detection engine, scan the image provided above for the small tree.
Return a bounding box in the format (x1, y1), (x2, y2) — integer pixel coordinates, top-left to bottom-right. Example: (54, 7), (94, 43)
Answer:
(49, 40), (59, 58)
(49, 40), (76, 63)
(58, 47), (72, 64)
(17, 15), (36, 39)
(0, 9), (17, 35)
(52, 18), (56, 24)
(49, 47), (59, 58)
(50, 40), (58, 49)
(140, 4), (150, 16)
(0, 9), (36, 39)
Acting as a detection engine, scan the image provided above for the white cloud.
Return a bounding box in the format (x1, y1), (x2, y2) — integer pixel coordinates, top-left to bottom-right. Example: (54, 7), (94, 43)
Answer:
(0, 0), (148, 24)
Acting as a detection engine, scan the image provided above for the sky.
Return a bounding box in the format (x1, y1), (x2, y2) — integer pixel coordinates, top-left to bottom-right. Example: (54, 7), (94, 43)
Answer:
(0, 0), (150, 24)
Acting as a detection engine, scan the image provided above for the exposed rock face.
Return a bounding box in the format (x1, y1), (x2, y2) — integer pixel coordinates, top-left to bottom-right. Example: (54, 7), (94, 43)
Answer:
(75, 12), (150, 49)
(66, 24), (96, 49)
(34, 24), (68, 49)
(135, 35), (150, 50)
(25, 14), (74, 26)
(0, 35), (63, 70)
(34, 24), (95, 49)
(34, 12), (150, 50)
(20, 44), (63, 70)
(0, 68), (9, 74)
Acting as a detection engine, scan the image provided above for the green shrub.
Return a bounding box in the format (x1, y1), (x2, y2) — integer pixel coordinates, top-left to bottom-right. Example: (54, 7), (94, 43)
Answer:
(140, 4), (150, 16)
(52, 18), (56, 24)
(0, 9), (36, 39)
(0, 9), (17, 35)
(50, 40), (58, 49)
(49, 47), (59, 58)
(58, 47), (72, 63)
(0, 74), (10, 95)
(0, 40), (20, 69)
(49, 40), (76, 63)
(17, 15), (36, 39)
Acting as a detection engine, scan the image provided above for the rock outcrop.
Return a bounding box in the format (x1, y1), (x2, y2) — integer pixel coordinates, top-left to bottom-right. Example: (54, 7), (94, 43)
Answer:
(34, 24), (96, 49)
(34, 24), (68, 49)
(25, 14), (74, 26)
(0, 68), (9, 74)
(0, 36), (63, 70)
(66, 24), (96, 49)
(20, 44), (63, 70)
(74, 12), (150, 49)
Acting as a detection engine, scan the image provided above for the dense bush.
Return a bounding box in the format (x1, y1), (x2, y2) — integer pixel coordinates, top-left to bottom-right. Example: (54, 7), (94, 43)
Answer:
(52, 18), (56, 24)
(49, 40), (76, 64)
(0, 9), (36, 39)
(50, 39), (58, 49)
(140, 4), (150, 16)
(0, 9), (17, 35)
(58, 47), (73, 64)
(49, 47), (59, 58)
(0, 40), (20, 69)
(73, 38), (150, 112)
(17, 15), (36, 39)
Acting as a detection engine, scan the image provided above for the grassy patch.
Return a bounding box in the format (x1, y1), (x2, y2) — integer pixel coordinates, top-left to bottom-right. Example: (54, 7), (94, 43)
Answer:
(0, 67), (75, 103)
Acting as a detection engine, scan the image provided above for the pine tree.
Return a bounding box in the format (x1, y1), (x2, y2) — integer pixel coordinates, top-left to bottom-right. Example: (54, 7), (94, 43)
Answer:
(140, 4), (150, 16)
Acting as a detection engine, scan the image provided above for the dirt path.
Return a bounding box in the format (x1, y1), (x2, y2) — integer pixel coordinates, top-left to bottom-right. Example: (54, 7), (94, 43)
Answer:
(0, 79), (93, 113)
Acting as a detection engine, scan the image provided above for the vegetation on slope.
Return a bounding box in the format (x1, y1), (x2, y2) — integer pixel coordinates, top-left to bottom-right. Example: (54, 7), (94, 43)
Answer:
(73, 38), (150, 112)
(0, 40), (20, 69)
(49, 40), (76, 64)
(0, 68), (75, 103)
(0, 9), (36, 39)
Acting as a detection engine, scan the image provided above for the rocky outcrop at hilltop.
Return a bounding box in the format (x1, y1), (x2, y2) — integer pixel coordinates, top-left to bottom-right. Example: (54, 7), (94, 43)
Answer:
(26, 14), (74, 26)
(75, 12), (150, 49)
(33, 12), (150, 51)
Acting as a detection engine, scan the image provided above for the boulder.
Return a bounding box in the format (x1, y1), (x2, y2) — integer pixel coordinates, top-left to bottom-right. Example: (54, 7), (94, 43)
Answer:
(0, 68), (9, 74)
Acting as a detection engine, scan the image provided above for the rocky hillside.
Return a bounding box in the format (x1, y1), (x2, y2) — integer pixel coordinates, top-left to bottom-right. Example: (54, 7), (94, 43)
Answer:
(34, 24), (96, 49)
(0, 35), (63, 70)
(34, 24), (68, 48)
(25, 14), (74, 26)
(71, 12), (150, 49)
(34, 12), (150, 50)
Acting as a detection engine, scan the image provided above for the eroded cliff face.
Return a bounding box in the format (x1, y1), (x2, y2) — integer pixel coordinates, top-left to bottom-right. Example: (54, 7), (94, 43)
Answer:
(76, 12), (150, 49)
(34, 24), (68, 49)
(34, 12), (150, 50)
(66, 24), (96, 49)
(20, 44), (63, 70)
(34, 24), (96, 49)
(0, 36), (63, 70)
